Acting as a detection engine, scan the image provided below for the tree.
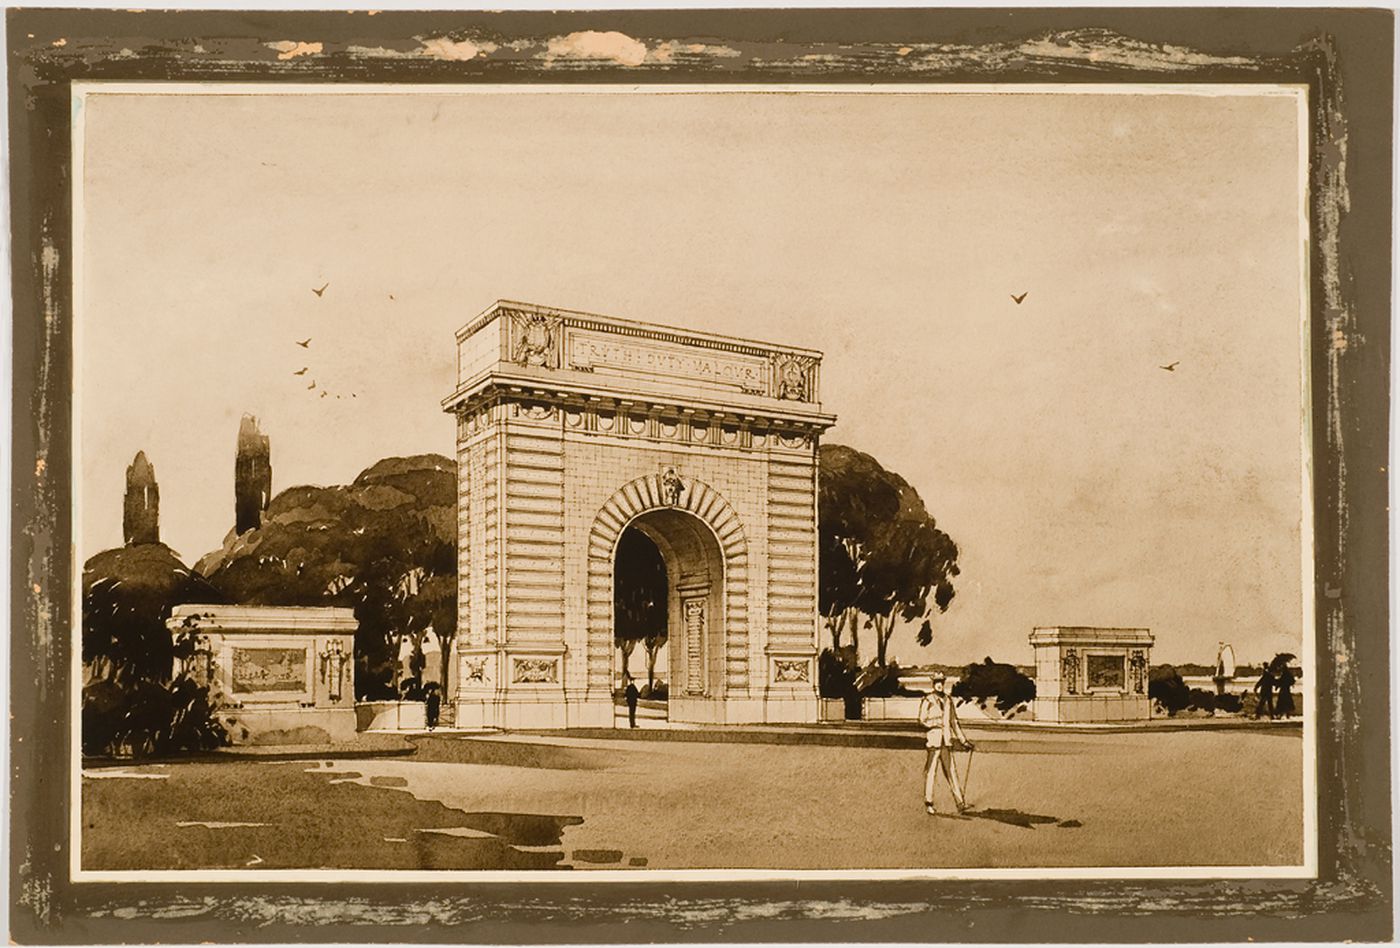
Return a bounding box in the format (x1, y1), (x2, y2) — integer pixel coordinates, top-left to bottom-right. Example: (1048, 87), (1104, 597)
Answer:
(82, 543), (227, 757)
(200, 454), (457, 700)
(614, 529), (667, 683)
(818, 444), (960, 667)
(642, 631), (666, 690)
(818, 445), (899, 656)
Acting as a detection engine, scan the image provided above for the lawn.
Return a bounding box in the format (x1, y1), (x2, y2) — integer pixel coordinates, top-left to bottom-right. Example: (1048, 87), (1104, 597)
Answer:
(81, 726), (1304, 871)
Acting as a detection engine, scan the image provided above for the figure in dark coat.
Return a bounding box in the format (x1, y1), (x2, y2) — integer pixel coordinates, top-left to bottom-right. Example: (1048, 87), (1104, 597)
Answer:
(1274, 667), (1296, 718)
(624, 675), (641, 729)
(424, 683), (441, 731)
(1253, 668), (1276, 720)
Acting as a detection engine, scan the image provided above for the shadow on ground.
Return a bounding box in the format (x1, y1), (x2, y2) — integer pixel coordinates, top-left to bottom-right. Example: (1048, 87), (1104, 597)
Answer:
(82, 761), (590, 870)
(409, 736), (620, 770)
(957, 808), (1082, 830)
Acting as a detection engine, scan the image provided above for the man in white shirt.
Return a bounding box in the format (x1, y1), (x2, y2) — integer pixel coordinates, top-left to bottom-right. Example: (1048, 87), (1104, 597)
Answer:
(918, 672), (972, 815)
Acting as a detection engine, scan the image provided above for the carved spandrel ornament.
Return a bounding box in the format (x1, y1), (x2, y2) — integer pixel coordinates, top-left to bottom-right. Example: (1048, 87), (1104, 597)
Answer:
(510, 311), (560, 368)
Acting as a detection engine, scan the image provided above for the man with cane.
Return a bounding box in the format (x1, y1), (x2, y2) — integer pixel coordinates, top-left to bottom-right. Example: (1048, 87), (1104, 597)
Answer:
(918, 671), (973, 815)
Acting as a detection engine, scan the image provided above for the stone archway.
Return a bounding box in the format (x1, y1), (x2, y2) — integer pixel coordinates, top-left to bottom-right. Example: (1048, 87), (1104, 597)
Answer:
(445, 301), (833, 729)
(587, 472), (748, 724)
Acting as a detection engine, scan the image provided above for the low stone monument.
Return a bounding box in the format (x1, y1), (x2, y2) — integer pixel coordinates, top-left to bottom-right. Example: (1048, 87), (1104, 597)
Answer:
(1030, 626), (1153, 723)
(168, 604), (357, 744)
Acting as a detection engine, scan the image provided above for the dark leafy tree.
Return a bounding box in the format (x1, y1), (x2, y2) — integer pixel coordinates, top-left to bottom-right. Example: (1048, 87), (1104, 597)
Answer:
(614, 529), (667, 682)
(819, 444), (960, 667)
(818, 445), (899, 656)
(82, 543), (227, 757)
(200, 454), (457, 700)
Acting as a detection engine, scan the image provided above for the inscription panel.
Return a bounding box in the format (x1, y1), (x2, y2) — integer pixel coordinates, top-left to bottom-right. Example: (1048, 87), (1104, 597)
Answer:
(566, 329), (768, 395)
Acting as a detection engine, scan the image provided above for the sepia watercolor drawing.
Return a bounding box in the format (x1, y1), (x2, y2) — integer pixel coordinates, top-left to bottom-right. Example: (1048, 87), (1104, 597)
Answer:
(8, 8), (1392, 944)
(71, 82), (1314, 878)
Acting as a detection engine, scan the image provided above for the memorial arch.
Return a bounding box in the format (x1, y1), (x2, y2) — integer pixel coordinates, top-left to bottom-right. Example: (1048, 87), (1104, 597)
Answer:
(443, 300), (836, 728)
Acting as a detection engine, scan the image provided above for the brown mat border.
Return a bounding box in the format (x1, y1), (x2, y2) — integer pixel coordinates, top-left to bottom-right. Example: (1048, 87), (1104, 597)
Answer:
(9, 7), (1392, 943)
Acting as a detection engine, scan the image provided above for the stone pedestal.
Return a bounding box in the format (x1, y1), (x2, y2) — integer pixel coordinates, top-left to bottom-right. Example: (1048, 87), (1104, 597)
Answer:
(1031, 626), (1153, 723)
(169, 604), (358, 744)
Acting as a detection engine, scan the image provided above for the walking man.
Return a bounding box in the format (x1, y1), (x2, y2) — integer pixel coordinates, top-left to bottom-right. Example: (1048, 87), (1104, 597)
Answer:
(624, 674), (641, 729)
(918, 672), (972, 815)
(1253, 665), (1277, 720)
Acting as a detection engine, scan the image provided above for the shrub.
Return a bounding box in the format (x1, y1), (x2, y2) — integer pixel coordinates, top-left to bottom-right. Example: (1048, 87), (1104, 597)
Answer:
(1187, 688), (1217, 714)
(641, 681), (668, 701)
(82, 545), (229, 758)
(1149, 664), (1190, 716)
(82, 674), (226, 759)
(818, 647), (858, 699)
(1214, 692), (1243, 714)
(951, 657), (1036, 713)
(855, 660), (921, 698)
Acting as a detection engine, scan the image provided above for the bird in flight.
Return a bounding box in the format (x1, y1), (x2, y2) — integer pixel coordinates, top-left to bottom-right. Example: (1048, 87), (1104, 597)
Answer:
(1159, 361), (1180, 372)
(292, 367), (308, 376)
(312, 283), (329, 298)
(320, 391), (329, 398)
(307, 380), (316, 390)
(296, 338), (311, 348)
(1011, 292), (1029, 305)
(389, 294), (396, 301)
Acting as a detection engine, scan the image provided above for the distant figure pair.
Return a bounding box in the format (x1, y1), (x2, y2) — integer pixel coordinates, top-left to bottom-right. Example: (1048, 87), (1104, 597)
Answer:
(918, 672), (973, 815)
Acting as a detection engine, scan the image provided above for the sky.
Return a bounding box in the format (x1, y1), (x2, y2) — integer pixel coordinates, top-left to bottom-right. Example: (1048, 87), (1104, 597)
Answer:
(77, 86), (1308, 668)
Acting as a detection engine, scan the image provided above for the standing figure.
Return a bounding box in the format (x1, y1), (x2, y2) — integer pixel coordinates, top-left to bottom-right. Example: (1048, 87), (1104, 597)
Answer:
(918, 672), (972, 815)
(1274, 664), (1297, 719)
(624, 674), (641, 729)
(1253, 666), (1277, 719)
(424, 683), (441, 731)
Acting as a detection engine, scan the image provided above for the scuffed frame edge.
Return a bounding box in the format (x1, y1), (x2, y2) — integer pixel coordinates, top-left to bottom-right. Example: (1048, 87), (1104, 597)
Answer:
(8, 7), (1392, 944)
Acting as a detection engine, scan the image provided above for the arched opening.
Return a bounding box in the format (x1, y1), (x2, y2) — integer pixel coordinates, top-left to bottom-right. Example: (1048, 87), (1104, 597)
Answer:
(612, 508), (727, 727)
(613, 527), (668, 722)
